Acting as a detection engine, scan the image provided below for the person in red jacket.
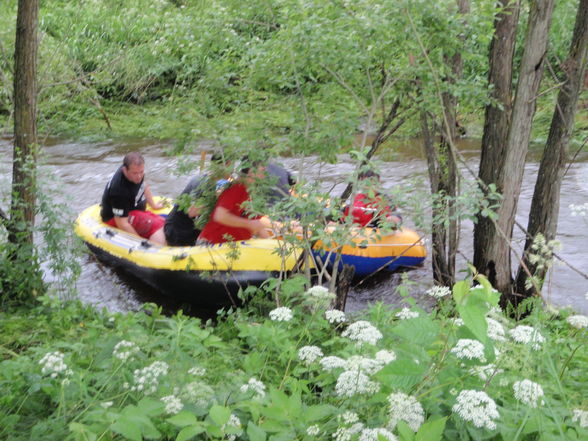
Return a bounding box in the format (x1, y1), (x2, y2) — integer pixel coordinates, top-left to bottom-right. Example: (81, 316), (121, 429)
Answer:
(343, 170), (402, 228)
(198, 162), (272, 244)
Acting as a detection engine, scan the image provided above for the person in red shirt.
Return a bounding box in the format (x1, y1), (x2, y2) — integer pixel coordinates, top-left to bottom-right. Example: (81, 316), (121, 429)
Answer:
(343, 170), (402, 227)
(198, 163), (272, 244)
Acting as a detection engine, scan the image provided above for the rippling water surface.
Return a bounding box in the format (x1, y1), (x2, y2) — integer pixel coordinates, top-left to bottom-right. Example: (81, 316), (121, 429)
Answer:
(1, 136), (586, 315)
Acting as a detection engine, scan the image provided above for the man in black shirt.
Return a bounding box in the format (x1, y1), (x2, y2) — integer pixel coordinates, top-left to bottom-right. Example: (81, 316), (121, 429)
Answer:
(101, 152), (166, 244)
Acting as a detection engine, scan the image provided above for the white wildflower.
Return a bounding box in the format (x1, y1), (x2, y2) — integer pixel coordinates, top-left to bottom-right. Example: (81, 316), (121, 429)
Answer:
(509, 325), (545, 350)
(161, 395), (183, 414)
(449, 388), (458, 396)
(182, 381), (214, 406)
(113, 340), (140, 361)
(513, 379), (544, 408)
(340, 411), (359, 424)
(566, 315), (588, 329)
(451, 317), (464, 327)
(452, 390), (499, 430)
(269, 306), (293, 322)
(333, 423), (364, 441)
(396, 307), (419, 320)
(222, 414), (242, 441)
(345, 356), (382, 375)
(320, 355), (346, 371)
(335, 369), (380, 397)
(187, 366), (206, 376)
(425, 285), (451, 299)
(342, 321), (383, 346)
(39, 351), (71, 379)
(375, 350), (397, 365)
(325, 309), (346, 324)
(450, 339), (486, 362)
(387, 392), (425, 432)
(240, 377), (266, 398)
(359, 428), (397, 441)
(306, 285), (333, 300)
(470, 364), (503, 382)
(486, 318), (506, 342)
(306, 424), (321, 436)
(572, 409), (588, 428)
(100, 401), (113, 409)
(298, 346), (324, 365)
(130, 361), (169, 395)
(570, 202), (588, 217)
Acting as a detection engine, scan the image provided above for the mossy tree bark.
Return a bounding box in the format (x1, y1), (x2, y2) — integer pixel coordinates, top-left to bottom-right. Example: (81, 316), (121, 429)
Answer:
(515, 0), (588, 300)
(474, 0), (555, 302)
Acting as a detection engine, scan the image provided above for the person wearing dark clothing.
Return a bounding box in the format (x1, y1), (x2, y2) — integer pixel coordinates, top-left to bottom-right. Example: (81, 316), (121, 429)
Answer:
(266, 162), (296, 204)
(163, 176), (206, 246)
(100, 152), (165, 243)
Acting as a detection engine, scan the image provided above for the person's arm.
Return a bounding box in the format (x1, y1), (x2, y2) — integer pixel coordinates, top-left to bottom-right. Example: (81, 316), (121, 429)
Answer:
(145, 184), (164, 210)
(113, 216), (139, 236)
(213, 207), (271, 238)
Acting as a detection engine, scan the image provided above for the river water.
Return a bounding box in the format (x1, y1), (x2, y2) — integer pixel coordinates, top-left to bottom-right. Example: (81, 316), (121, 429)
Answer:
(1, 136), (587, 315)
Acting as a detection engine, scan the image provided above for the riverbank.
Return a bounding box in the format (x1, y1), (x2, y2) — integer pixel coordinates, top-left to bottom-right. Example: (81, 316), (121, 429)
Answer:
(1, 278), (587, 441)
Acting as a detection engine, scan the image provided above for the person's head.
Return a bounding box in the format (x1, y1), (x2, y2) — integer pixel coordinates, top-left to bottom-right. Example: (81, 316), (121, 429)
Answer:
(358, 169), (380, 181)
(240, 157), (266, 184)
(122, 152), (145, 184)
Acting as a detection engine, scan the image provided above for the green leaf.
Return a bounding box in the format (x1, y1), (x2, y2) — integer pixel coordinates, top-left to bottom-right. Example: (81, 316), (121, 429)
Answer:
(167, 411), (199, 428)
(306, 404), (336, 421)
(138, 397), (164, 417)
(176, 425), (205, 441)
(415, 416), (447, 441)
(69, 422), (98, 441)
(208, 405), (231, 426)
(452, 280), (470, 305)
(457, 294), (488, 343)
(391, 316), (439, 347)
(396, 421), (415, 441)
(247, 422), (267, 441)
(111, 417), (143, 441)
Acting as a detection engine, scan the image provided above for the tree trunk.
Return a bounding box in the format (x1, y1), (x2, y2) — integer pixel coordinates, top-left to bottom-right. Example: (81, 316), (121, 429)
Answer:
(9, 0), (39, 246)
(515, 0), (588, 299)
(474, 0), (554, 299)
(474, 0), (520, 287)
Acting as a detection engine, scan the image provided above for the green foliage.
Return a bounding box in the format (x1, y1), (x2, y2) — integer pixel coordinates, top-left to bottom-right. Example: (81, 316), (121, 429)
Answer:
(1, 277), (588, 441)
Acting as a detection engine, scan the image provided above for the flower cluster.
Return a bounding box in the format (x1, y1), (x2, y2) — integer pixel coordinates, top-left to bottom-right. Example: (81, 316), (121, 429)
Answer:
(470, 363), (503, 382)
(298, 345), (324, 365)
(269, 306), (293, 322)
(486, 318), (506, 341)
(566, 315), (588, 329)
(240, 377), (266, 398)
(450, 339), (486, 362)
(306, 425), (321, 436)
(570, 202), (588, 217)
(39, 351), (72, 379)
(359, 428), (397, 441)
(513, 379), (544, 408)
(509, 325), (545, 350)
(425, 285), (451, 299)
(387, 392), (425, 432)
(342, 321), (383, 346)
(129, 361), (169, 395)
(320, 356), (346, 371)
(182, 381), (214, 406)
(161, 394), (183, 414)
(572, 409), (588, 428)
(187, 366), (206, 376)
(306, 285), (334, 300)
(452, 390), (499, 430)
(335, 369), (380, 397)
(325, 309), (346, 324)
(112, 340), (140, 361)
(396, 307), (419, 320)
(333, 414), (364, 441)
(222, 414), (242, 441)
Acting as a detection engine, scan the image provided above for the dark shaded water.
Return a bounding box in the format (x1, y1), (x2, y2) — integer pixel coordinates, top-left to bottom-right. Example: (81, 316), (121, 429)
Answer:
(1, 137), (587, 315)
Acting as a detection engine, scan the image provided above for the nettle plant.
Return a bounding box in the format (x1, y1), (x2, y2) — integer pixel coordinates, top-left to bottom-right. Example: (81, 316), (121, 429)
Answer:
(2, 275), (588, 441)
